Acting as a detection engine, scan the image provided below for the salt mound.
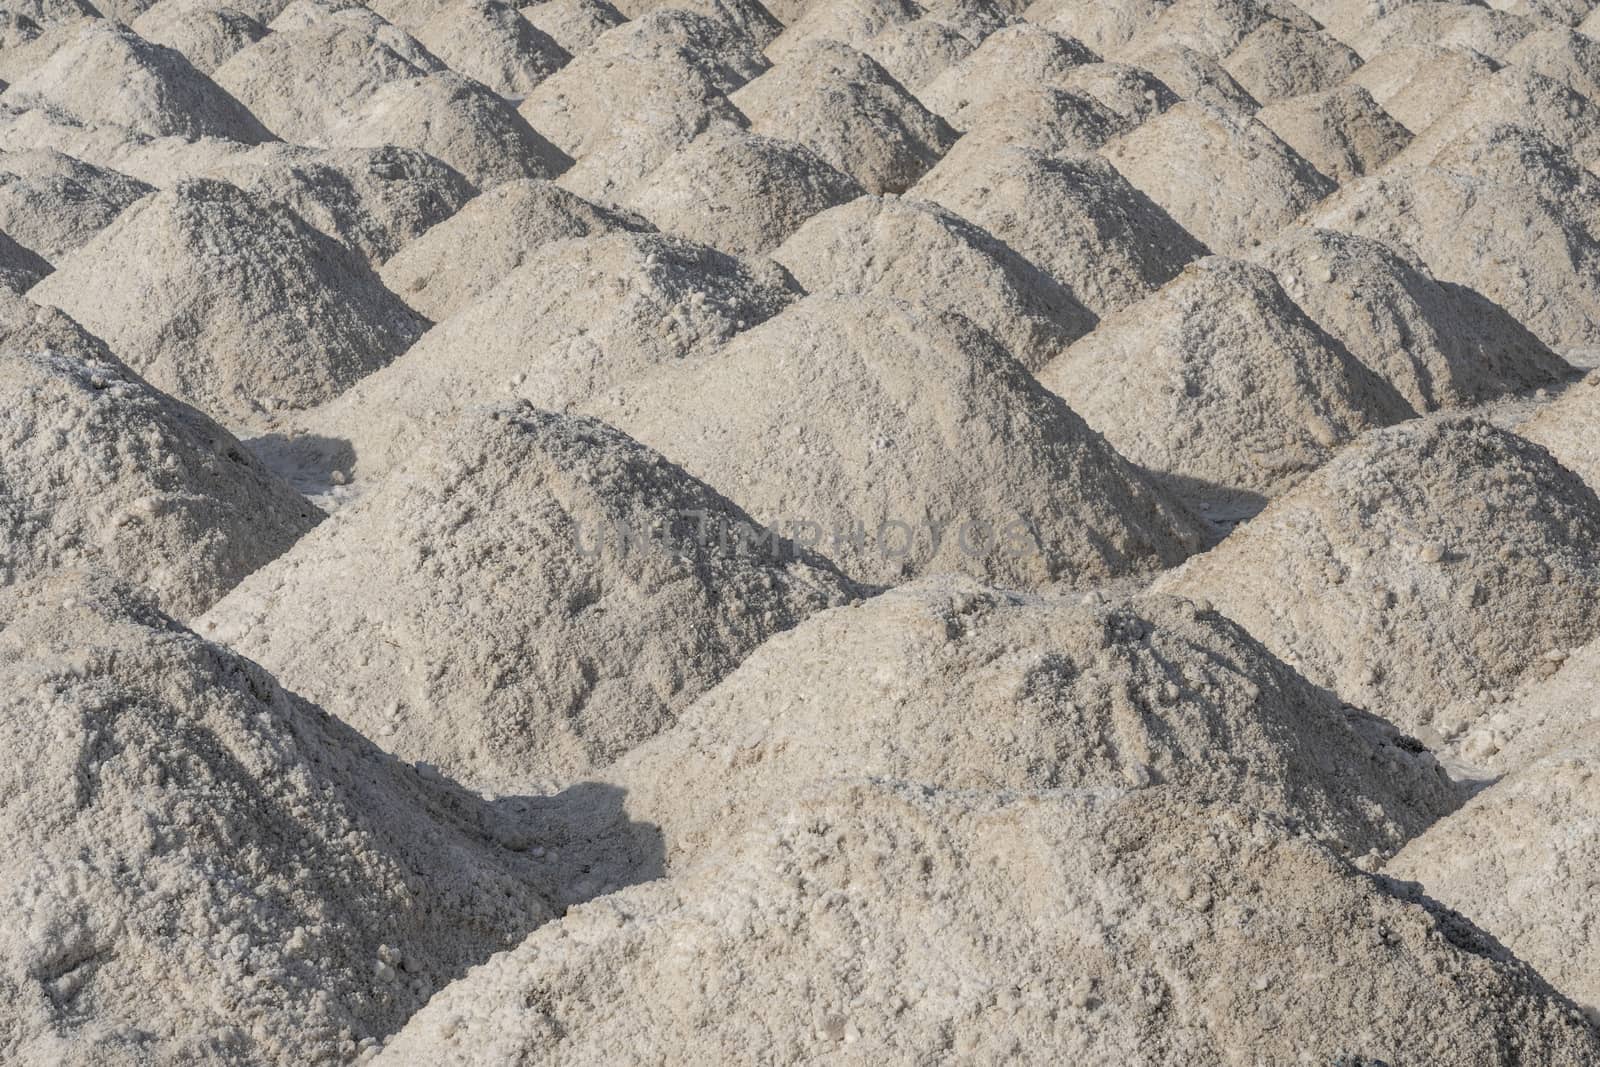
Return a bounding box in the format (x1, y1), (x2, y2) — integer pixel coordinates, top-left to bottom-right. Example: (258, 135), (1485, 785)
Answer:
(0, 229), (49, 291)
(1102, 101), (1336, 255)
(1123, 40), (1261, 113)
(1038, 256), (1413, 506)
(321, 70), (571, 188)
(0, 20), (269, 143)
(916, 24), (1099, 129)
(298, 231), (795, 483)
(1388, 725), (1600, 1018)
(406, 0), (570, 97)
(602, 577), (1460, 867)
(1158, 416), (1600, 735)
(131, 0), (269, 73)
(1507, 25), (1600, 104)
(379, 179), (651, 321)
(731, 40), (957, 194)
(1458, 629), (1600, 773)
(202, 405), (856, 790)
(30, 177), (427, 430)
(209, 143), (475, 267)
(584, 295), (1207, 587)
(770, 194), (1093, 369)
(1, 293), (318, 616)
(1347, 44), (1500, 134)
(519, 9), (765, 200)
(519, 0), (625, 54)
(860, 16), (976, 89)
(1219, 18), (1362, 103)
(211, 2), (442, 144)
(1059, 58), (1181, 124)
(623, 125), (863, 256)
(1397, 66), (1600, 170)
(1522, 373), (1600, 490)
(1027, 0), (1172, 54)
(0, 572), (560, 1064)
(936, 84), (1129, 157)
(1253, 227), (1570, 411)
(764, 0), (921, 58)
(374, 781), (1600, 1066)
(622, 0), (785, 49)
(1255, 82), (1412, 182)
(1309, 149), (1600, 353)
(1122, 0), (1319, 61)
(914, 145), (1209, 319)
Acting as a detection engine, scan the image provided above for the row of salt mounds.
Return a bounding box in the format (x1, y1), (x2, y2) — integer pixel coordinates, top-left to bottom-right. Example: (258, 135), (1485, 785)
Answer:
(0, 292), (317, 618)
(292, 231), (795, 486)
(0, 572), (561, 1065)
(732, 39), (958, 193)
(378, 178), (652, 322)
(519, 9), (766, 200)
(200, 405), (857, 792)
(770, 193), (1095, 370)
(583, 294), (1208, 588)
(911, 144), (1209, 320)
(1389, 715), (1600, 1021)
(1309, 126), (1600, 355)
(1037, 256), (1415, 509)
(0, 20), (271, 142)
(620, 123), (865, 256)
(29, 177), (427, 431)
(212, 1), (569, 186)
(374, 781), (1600, 1066)
(596, 576), (1461, 870)
(1158, 416), (1600, 739)
(1251, 226), (1571, 413)
(0, 148), (153, 261)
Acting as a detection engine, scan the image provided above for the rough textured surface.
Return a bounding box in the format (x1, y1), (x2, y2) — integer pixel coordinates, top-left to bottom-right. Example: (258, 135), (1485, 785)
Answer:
(374, 782), (1600, 1067)
(0, 572), (560, 1065)
(131, 0), (271, 73)
(585, 295), (1208, 587)
(0, 150), (154, 260)
(1521, 372), (1600, 490)
(202, 406), (856, 791)
(1255, 82), (1411, 182)
(0, 293), (318, 617)
(29, 178), (427, 431)
(1160, 417), (1600, 735)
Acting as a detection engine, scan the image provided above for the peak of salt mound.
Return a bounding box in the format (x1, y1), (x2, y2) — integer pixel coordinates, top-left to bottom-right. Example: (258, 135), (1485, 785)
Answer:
(0, 0), (97, 31)
(0, 571), (561, 1064)
(30, 177), (427, 431)
(602, 577), (1460, 869)
(207, 142), (475, 267)
(914, 0), (1015, 41)
(1389, 723), (1600, 1019)
(404, 0), (570, 97)
(916, 24), (1099, 128)
(211, 3), (442, 144)
(0, 229), (49, 291)
(1353, 2), (1537, 63)
(1256, 82), (1411, 183)
(936, 83), (1129, 157)
(1522, 373), (1600, 491)
(519, 8), (766, 199)
(320, 70), (571, 187)
(1026, 0), (1172, 53)
(764, 0), (921, 59)
(1219, 17), (1361, 103)
(860, 16), (978, 89)
(1123, 0), (1319, 64)
(1059, 58), (1180, 123)
(0, 20), (270, 143)
(0, 293), (318, 618)
(379, 178), (651, 321)
(770, 194), (1094, 369)
(298, 230), (795, 484)
(375, 780), (1600, 1066)
(914, 145), (1208, 319)
(1507, 24), (1600, 103)
(623, 125), (863, 256)
(1346, 43), (1499, 135)
(1122, 39), (1261, 113)
(1397, 65), (1600, 169)
(584, 294), (1207, 587)
(1309, 148), (1600, 354)
(732, 39), (957, 194)
(0, 150), (152, 261)
(131, 0), (269, 74)
(519, 0), (624, 54)
(612, 0), (785, 49)
(1038, 256), (1414, 507)
(1158, 416), (1600, 735)
(1102, 101), (1335, 256)
(202, 405), (856, 791)
(1253, 227), (1568, 411)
